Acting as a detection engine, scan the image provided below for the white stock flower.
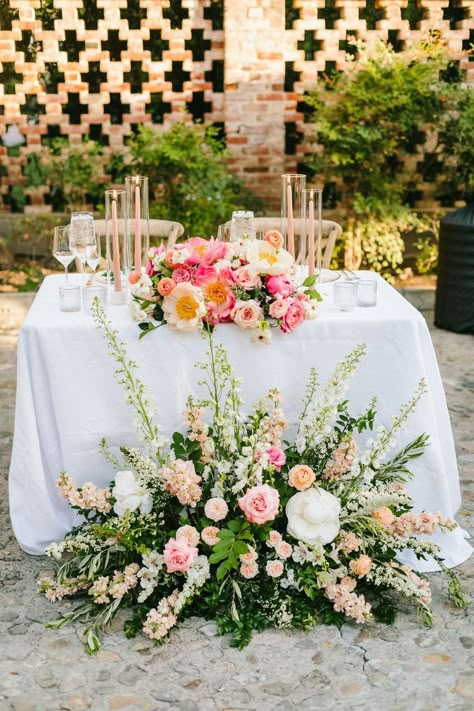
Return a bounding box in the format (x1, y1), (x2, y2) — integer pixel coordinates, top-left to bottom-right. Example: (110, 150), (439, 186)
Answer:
(129, 300), (148, 322)
(112, 470), (153, 517)
(286, 488), (341, 546)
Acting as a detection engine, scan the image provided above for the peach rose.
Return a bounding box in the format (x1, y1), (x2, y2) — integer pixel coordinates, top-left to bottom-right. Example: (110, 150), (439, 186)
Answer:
(163, 537), (198, 573)
(238, 484), (279, 525)
(176, 525), (200, 547)
(234, 266), (261, 290)
(240, 562), (259, 579)
(266, 560), (284, 578)
(204, 497), (229, 522)
(231, 300), (263, 330)
(157, 277), (176, 297)
(128, 269), (142, 285)
(264, 230), (284, 250)
(201, 526), (220, 546)
(268, 530), (282, 547)
(288, 464), (316, 491)
(350, 554), (373, 577)
(239, 545), (257, 563)
(269, 299), (290, 319)
(276, 541), (293, 559)
(372, 506), (395, 526)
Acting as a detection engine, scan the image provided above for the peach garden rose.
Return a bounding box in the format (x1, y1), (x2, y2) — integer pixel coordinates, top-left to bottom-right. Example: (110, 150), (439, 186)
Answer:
(238, 484), (279, 525)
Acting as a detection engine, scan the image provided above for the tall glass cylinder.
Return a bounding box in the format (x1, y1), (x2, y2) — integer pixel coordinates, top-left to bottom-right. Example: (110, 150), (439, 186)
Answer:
(105, 189), (129, 305)
(280, 173), (306, 265)
(303, 188), (323, 279)
(125, 175), (149, 272)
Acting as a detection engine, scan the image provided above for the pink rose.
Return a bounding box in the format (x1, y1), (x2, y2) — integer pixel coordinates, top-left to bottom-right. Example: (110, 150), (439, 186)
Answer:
(238, 484), (279, 525)
(172, 264), (194, 283)
(266, 274), (294, 299)
(231, 300), (263, 330)
(276, 541), (293, 559)
(176, 525), (200, 547)
(204, 497), (229, 522)
(201, 526), (220, 546)
(240, 562), (259, 579)
(234, 266), (262, 290)
(266, 560), (284, 578)
(239, 545), (257, 563)
(163, 537), (198, 573)
(266, 446), (286, 472)
(269, 299), (290, 319)
(281, 299), (305, 333)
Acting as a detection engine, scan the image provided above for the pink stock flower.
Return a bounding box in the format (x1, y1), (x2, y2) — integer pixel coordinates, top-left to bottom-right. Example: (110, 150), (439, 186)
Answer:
(238, 484), (280, 525)
(269, 299), (290, 319)
(280, 299), (305, 333)
(163, 537), (198, 573)
(172, 264), (194, 283)
(266, 445), (286, 472)
(266, 274), (294, 299)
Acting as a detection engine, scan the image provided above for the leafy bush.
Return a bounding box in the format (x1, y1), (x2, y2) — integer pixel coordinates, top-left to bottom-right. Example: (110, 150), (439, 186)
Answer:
(128, 121), (262, 236)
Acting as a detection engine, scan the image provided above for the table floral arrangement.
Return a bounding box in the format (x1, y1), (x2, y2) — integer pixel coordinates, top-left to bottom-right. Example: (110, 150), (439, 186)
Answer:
(39, 301), (466, 653)
(127, 232), (321, 343)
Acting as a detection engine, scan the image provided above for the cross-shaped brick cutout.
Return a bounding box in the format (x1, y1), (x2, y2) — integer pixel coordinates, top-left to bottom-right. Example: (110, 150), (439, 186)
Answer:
(204, 0), (223, 31)
(318, 0), (342, 30)
(163, 0), (189, 30)
(387, 31), (404, 53)
(285, 0), (300, 30)
(102, 30), (127, 62)
(360, 0), (384, 31)
(284, 62), (300, 93)
(339, 32), (360, 58)
(21, 94), (45, 123)
(298, 31), (322, 61)
(17, 30), (41, 62)
(0, 63), (23, 94)
(104, 93), (130, 124)
(60, 31), (85, 63)
(78, 0), (104, 31)
(0, 2), (18, 31)
(143, 30), (170, 62)
(120, 0), (146, 30)
(186, 91), (212, 122)
(185, 30), (211, 62)
(462, 30), (474, 62)
(43, 63), (65, 93)
(63, 93), (88, 125)
(402, 0), (423, 30)
(124, 62), (149, 94)
(147, 93), (172, 124)
(443, 0), (468, 29)
(36, 0), (61, 30)
(205, 60), (223, 93)
(165, 62), (190, 92)
(86, 62), (107, 94)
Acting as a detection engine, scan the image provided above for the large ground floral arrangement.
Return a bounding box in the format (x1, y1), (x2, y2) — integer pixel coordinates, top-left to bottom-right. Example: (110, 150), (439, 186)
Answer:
(40, 301), (465, 653)
(128, 233), (321, 343)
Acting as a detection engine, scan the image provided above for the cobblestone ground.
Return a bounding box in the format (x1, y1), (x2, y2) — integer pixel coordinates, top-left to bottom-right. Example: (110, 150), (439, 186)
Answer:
(0, 295), (472, 711)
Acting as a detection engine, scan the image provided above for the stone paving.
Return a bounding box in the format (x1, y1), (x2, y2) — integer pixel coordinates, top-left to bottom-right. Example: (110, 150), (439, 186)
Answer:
(0, 293), (473, 711)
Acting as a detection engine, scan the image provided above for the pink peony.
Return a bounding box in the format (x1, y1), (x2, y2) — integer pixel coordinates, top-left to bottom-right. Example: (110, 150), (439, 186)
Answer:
(163, 537), (198, 573)
(193, 266), (235, 322)
(172, 264), (194, 283)
(231, 300), (263, 330)
(266, 560), (284, 578)
(176, 525), (200, 547)
(204, 497), (229, 522)
(201, 526), (220, 546)
(266, 445), (286, 472)
(183, 237), (209, 265)
(269, 299), (290, 319)
(281, 299), (305, 333)
(234, 266), (262, 290)
(238, 484), (280, 525)
(202, 239), (229, 265)
(240, 562), (259, 579)
(266, 274), (294, 299)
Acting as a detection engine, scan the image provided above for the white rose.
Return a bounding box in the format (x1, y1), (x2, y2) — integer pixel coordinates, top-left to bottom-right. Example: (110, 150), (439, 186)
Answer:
(112, 470), (153, 517)
(286, 488), (341, 546)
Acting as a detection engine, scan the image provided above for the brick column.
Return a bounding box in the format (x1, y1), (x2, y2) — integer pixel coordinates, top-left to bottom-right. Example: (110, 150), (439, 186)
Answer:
(224, 0), (286, 211)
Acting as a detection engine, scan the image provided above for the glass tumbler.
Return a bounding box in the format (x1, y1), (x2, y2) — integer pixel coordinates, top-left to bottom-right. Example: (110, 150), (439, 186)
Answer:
(357, 279), (377, 307)
(82, 285), (107, 312)
(334, 281), (357, 311)
(59, 284), (81, 312)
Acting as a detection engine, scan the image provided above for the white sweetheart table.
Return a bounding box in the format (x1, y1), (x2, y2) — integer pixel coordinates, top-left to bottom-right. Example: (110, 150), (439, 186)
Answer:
(9, 273), (472, 570)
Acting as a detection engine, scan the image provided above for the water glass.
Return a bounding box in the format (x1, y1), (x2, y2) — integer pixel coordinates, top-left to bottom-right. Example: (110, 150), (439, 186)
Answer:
(334, 281), (357, 311)
(357, 279), (377, 307)
(59, 284), (81, 312)
(82, 285), (107, 312)
(230, 211), (256, 241)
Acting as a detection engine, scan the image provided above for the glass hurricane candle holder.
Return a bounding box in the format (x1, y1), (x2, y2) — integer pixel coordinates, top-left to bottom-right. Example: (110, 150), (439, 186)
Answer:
(125, 175), (149, 274)
(281, 174), (306, 265)
(105, 189), (129, 305)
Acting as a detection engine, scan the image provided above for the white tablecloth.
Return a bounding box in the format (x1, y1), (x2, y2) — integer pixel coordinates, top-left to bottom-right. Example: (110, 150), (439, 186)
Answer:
(9, 273), (472, 570)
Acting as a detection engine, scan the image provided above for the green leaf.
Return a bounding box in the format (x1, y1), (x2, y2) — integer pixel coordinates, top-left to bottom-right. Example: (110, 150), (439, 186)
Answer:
(306, 289), (323, 301)
(216, 560), (230, 581)
(217, 529), (235, 540)
(227, 519), (242, 534)
(209, 550), (230, 564)
(302, 274), (317, 287)
(233, 540), (249, 556)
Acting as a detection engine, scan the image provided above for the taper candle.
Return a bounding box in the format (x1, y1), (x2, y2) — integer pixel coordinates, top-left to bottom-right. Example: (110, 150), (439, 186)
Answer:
(134, 176), (141, 271)
(308, 190), (315, 276)
(286, 176), (295, 258)
(111, 192), (121, 292)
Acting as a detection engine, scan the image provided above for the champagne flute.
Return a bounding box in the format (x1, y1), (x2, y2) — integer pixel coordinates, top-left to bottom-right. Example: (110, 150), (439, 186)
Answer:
(69, 212), (96, 287)
(85, 232), (101, 285)
(53, 225), (74, 284)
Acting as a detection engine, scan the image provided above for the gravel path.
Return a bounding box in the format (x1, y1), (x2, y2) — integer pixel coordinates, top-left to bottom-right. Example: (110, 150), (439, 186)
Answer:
(0, 294), (472, 711)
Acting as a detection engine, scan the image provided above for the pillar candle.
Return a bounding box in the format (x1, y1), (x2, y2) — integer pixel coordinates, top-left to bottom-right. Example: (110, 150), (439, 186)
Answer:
(286, 177), (295, 258)
(134, 178), (141, 271)
(111, 193), (121, 292)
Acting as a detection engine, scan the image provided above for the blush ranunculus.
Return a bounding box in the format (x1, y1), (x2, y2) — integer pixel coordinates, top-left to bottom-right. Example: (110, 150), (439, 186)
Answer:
(231, 300), (263, 330)
(163, 537), (198, 573)
(269, 299), (290, 319)
(268, 530), (282, 547)
(288, 464), (315, 491)
(157, 277), (176, 296)
(266, 446), (286, 472)
(281, 299), (306, 333)
(238, 484), (280, 525)
(276, 541), (293, 559)
(264, 230), (284, 250)
(266, 274), (294, 299)
(172, 264), (194, 283)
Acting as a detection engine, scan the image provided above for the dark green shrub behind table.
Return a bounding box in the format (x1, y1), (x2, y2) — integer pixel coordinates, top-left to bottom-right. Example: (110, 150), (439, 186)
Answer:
(435, 205), (474, 333)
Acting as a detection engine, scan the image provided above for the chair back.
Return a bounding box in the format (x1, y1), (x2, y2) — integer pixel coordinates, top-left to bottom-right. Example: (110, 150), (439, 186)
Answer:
(218, 217), (342, 269)
(93, 219), (185, 249)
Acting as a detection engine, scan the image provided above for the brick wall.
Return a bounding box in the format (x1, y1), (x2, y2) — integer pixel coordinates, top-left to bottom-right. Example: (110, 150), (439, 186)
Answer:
(0, 0), (473, 212)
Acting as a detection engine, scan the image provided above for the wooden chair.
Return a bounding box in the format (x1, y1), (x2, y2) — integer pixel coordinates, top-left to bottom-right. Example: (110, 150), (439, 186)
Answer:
(218, 217), (343, 269)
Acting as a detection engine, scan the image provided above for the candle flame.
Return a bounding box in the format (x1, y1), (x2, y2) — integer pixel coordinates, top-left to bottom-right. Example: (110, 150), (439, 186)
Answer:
(135, 175), (140, 185)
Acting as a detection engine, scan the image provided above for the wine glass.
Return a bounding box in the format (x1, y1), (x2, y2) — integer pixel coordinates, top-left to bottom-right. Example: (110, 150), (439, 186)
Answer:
(53, 225), (74, 284)
(69, 212), (96, 287)
(85, 232), (101, 285)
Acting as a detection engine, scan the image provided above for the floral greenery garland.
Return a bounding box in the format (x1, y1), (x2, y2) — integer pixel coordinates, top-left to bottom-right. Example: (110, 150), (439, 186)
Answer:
(39, 300), (466, 653)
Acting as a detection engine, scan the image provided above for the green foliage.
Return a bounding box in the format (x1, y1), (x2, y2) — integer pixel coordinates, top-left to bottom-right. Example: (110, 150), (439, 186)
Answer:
(439, 87), (474, 202)
(128, 121), (262, 236)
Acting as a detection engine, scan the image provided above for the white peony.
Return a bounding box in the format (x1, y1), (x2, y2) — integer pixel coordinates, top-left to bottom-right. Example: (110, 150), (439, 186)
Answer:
(245, 240), (294, 276)
(286, 488), (341, 546)
(112, 470), (153, 517)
